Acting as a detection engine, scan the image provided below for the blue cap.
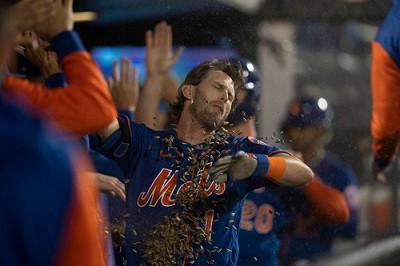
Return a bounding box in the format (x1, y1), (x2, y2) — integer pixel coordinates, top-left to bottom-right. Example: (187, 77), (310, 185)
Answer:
(227, 58), (262, 124)
(284, 96), (334, 128)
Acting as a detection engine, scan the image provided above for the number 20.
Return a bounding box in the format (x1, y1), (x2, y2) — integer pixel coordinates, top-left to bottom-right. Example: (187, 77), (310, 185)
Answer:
(241, 200), (274, 234)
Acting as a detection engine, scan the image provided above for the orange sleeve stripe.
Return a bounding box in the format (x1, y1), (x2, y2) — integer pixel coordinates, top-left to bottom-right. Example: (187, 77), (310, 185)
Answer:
(371, 42), (400, 159)
(302, 175), (350, 225)
(54, 151), (106, 266)
(266, 156), (286, 181)
(3, 51), (117, 137)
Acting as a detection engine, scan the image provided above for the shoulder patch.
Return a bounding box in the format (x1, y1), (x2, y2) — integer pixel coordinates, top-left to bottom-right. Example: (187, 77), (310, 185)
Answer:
(248, 136), (268, 146)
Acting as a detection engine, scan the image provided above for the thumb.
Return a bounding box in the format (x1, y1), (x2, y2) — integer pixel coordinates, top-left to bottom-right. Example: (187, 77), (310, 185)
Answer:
(171, 46), (184, 64)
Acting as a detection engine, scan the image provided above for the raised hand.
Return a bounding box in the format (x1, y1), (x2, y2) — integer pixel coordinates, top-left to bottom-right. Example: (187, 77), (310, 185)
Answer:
(209, 151), (258, 184)
(18, 30), (60, 79)
(34, 0), (74, 40)
(145, 21), (184, 77)
(8, 0), (56, 33)
(108, 58), (139, 111)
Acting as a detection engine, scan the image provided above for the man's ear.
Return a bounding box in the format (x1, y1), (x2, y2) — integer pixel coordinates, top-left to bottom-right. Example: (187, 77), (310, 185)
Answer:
(182, 84), (194, 100)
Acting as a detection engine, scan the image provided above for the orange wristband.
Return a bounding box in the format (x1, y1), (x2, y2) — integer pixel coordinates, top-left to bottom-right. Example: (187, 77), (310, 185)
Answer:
(266, 156), (286, 181)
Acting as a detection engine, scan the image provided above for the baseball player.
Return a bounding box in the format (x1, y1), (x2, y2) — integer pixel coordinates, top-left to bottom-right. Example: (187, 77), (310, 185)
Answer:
(0, 1), (106, 265)
(279, 96), (360, 264)
(91, 59), (313, 265)
(224, 58), (349, 266)
(371, 0), (400, 182)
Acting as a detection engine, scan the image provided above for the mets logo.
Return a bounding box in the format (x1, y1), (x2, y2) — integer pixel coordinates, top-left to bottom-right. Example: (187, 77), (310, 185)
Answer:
(137, 163), (226, 207)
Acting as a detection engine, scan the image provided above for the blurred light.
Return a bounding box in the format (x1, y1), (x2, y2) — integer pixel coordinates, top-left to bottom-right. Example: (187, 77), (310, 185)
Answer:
(318, 98), (328, 111)
(246, 62), (255, 72)
(338, 52), (358, 72)
(73, 12), (97, 23)
(247, 82), (255, 89)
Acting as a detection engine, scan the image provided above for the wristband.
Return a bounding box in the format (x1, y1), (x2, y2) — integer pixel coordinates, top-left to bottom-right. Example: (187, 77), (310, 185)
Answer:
(251, 154), (286, 182)
(266, 156), (286, 181)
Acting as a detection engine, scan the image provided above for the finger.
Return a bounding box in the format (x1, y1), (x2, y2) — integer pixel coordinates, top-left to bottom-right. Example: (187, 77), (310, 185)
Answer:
(145, 30), (153, 49)
(154, 22), (163, 47)
(64, 0), (74, 10)
(112, 60), (120, 82)
(376, 172), (387, 183)
(131, 66), (138, 86)
(111, 179), (126, 201)
(212, 155), (234, 166)
(214, 173), (228, 184)
(171, 46), (184, 65)
(121, 58), (130, 85)
(114, 186), (126, 201)
(106, 191), (116, 197)
(165, 24), (172, 51)
(233, 150), (247, 159)
(160, 22), (169, 52)
(208, 164), (231, 174)
(14, 45), (25, 56)
(107, 77), (114, 93)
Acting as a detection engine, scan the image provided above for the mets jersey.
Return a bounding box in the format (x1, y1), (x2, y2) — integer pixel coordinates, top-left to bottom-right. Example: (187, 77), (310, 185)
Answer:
(237, 186), (290, 266)
(0, 97), (106, 266)
(91, 119), (286, 265)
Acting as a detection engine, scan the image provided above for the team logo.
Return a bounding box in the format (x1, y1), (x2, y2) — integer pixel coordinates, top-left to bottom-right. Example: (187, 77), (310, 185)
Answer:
(137, 163), (226, 207)
(248, 136), (268, 146)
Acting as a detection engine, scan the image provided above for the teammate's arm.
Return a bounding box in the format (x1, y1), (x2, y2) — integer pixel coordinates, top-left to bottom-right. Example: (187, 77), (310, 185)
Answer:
(303, 174), (350, 224)
(2, 0), (117, 136)
(370, 3), (400, 180)
(136, 21), (183, 128)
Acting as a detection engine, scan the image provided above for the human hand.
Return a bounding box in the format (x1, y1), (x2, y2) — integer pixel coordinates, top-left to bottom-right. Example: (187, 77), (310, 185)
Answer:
(92, 172), (126, 201)
(372, 160), (388, 183)
(34, 0), (74, 40)
(209, 151), (258, 184)
(17, 30), (60, 79)
(145, 21), (184, 77)
(108, 58), (139, 111)
(8, 0), (56, 33)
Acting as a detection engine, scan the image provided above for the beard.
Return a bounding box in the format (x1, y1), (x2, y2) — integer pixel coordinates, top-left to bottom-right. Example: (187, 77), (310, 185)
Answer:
(189, 95), (229, 132)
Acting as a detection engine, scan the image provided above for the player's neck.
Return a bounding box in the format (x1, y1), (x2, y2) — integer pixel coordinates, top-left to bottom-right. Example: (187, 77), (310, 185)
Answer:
(176, 112), (212, 145)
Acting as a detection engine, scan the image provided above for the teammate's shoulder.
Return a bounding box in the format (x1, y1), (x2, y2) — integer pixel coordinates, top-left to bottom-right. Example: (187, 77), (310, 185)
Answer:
(323, 152), (357, 181)
(0, 100), (74, 188)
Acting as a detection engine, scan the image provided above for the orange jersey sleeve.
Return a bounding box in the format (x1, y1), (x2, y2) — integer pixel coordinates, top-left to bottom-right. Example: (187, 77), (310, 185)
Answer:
(371, 42), (400, 162)
(2, 51), (116, 137)
(302, 174), (350, 225)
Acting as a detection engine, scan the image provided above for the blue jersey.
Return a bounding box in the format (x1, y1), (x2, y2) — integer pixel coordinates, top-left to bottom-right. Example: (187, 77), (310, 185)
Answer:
(91, 120), (285, 265)
(238, 187), (290, 266)
(0, 98), (106, 265)
(280, 152), (359, 262)
(238, 152), (359, 265)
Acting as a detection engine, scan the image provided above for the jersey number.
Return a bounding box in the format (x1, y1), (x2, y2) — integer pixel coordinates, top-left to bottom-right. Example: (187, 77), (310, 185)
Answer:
(241, 200), (274, 234)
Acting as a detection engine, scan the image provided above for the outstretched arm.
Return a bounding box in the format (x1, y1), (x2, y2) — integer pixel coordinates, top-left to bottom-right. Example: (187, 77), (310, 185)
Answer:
(210, 152), (313, 187)
(302, 174), (350, 224)
(136, 21), (183, 129)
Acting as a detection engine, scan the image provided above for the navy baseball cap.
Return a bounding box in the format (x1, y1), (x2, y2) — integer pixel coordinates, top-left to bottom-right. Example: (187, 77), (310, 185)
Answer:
(284, 96), (334, 128)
